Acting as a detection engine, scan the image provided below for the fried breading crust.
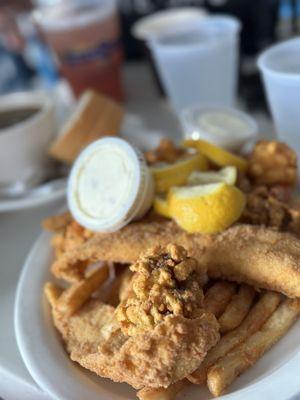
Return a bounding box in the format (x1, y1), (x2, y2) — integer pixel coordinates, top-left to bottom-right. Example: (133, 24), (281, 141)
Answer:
(76, 313), (219, 389)
(247, 140), (297, 186)
(116, 244), (207, 336)
(241, 185), (300, 234)
(51, 220), (300, 298)
(51, 219), (200, 281)
(47, 281), (219, 389)
(42, 212), (72, 232)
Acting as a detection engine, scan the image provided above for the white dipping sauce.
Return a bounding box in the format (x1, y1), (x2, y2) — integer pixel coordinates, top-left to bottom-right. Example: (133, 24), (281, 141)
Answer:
(68, 137), (154, 232)
(181, 105), (258, 151)
(198, 112), (251, 140)
(76, 147), (135, 219)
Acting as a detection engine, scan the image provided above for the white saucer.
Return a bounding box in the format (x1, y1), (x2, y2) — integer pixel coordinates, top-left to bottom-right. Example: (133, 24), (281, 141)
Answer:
(0, 179), (66, 213)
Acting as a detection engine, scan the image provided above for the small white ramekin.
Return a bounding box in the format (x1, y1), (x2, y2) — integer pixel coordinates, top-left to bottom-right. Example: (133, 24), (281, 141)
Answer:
(68, 137), (154, 232)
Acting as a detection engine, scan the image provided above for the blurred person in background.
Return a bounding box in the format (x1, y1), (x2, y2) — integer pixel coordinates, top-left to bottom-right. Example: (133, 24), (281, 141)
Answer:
(0, 0), (58, 93)
(0, 0), (35, 91)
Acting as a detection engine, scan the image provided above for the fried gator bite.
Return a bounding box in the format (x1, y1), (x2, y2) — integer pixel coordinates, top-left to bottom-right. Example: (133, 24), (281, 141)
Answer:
(247, 140), (297, 186)
(116, 244), (207, 336)
(46, 245), (219, 390)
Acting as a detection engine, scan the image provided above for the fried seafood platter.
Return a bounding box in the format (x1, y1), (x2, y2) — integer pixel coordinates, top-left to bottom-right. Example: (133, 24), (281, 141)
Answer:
(41, 138), (300, 399)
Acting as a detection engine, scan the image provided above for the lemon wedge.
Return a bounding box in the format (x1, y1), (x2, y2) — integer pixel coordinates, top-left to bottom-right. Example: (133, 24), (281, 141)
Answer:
(151, 153), (209, 193)
(187, 166), (237, 186)
(183, 139), (247, 172)
(168, 182), (246, 233)
(153, 195), (171, 218)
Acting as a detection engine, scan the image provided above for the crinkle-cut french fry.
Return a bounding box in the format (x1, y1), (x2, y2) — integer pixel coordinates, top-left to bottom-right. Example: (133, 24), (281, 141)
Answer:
(137, 380), (188, 400)
(119, 268), (133, 302)
(203, 281), (236, 318)
(56, 265), (109, 316)
(106, 266), (132, 306)
(207, 298), (300, 397)
(219, 284), (256, 333)
(44, 282), (63, 307)
(189, 291), (281, 384)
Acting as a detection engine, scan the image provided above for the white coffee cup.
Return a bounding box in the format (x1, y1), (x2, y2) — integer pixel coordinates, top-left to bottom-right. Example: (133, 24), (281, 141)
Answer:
(0, 92), (55, 194)
(258, 38), (300, 153)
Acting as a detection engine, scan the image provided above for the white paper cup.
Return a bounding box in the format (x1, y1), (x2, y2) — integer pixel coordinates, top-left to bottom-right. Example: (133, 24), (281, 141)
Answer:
(258, 38), (300, 152)
(148, 15), (240, 112)
(0, 92), (55, 194)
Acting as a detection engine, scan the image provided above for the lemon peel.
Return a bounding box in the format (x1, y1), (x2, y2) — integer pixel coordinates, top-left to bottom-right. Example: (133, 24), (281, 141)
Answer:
(168, 182), (246, 233)
(151, 153), (209, 193)
(153, 195), (171, 218)
(183, 139), (247, 172)
(188, 166), (237, 186)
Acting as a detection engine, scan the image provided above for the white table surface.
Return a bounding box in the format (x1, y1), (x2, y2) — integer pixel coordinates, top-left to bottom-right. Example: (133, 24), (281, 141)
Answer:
(0, 62), (275, 400)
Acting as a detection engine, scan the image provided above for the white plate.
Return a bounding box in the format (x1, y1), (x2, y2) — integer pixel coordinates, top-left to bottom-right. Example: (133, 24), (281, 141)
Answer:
(15, 228), (300, 400)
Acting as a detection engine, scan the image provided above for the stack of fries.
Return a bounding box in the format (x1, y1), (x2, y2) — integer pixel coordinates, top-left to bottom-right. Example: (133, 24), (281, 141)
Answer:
(138, 281), (300, 399)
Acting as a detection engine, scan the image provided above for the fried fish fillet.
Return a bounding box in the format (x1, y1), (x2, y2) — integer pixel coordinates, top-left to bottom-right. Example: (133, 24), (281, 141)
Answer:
(47, 244), (219, 390)
(78, 312), (219, 389)
(55, 300), (219, 390)
(51, 220), (300, 298)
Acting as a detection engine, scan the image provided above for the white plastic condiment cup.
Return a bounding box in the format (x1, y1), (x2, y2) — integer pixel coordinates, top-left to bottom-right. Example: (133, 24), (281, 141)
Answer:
(180, 104), (258, 151)
(68, 137), (154, 232)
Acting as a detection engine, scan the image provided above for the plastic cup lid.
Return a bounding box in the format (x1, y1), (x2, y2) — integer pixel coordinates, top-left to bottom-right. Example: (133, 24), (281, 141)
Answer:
(180, 104), (258, 149)
(132, 7), (207, 40)
(33, 0), (116, 31)
(67, 137), (151, 232)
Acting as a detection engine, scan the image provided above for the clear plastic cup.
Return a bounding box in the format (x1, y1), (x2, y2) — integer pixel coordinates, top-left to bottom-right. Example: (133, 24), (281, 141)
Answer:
(33, 0), (123, 101)
(258, 38), (300, 152)
(148, 15), (240, 112)
(180, 104), (258, 151)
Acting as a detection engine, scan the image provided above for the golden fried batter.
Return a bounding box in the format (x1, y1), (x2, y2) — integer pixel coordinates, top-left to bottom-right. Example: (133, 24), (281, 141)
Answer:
(51, 220), (94, 258)
(247, 140), (297, 186)
(116, 244), (207, 336)
(46, 245), (219, 390)
(79, 312), (219, 389)
(42, 212), (72, 232)
(51, 220), (300, 298)
(144, 138), (186, 165)
(242, 185), (300, 234)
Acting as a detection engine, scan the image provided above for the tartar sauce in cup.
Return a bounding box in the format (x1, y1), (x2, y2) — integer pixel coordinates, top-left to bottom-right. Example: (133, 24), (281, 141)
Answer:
(68, 137), (154, 232)
(180, 105), (258, 151)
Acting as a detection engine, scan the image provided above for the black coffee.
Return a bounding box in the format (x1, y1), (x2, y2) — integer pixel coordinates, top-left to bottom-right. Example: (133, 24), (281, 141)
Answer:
(0, 107), (40, 130)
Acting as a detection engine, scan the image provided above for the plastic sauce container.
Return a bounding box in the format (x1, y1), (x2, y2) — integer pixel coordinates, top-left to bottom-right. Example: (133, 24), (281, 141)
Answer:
(180, 105), (258, 151)
(68, 137), (154, 232)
